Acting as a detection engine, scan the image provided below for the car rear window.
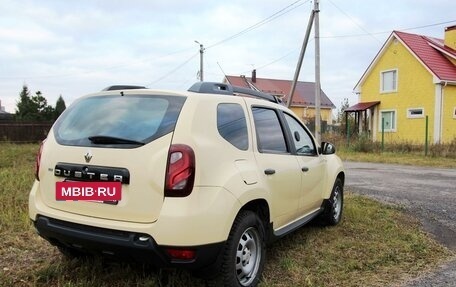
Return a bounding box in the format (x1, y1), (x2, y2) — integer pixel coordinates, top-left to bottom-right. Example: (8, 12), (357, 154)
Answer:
(53, 94), (186, 147)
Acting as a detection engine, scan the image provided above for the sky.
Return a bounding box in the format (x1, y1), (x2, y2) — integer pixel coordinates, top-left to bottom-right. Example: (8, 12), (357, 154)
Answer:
(1, 0), (455, 114)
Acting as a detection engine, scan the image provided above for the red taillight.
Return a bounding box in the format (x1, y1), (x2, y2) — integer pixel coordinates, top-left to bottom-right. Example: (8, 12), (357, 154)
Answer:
(165, 144), (195, 197)
(35, 140), (45, 181)
(166, 248), (196, 260)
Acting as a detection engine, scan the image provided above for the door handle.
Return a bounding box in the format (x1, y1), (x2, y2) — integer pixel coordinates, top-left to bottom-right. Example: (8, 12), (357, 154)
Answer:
(301, 167), (309, 172)
(264, 169), (276, 175)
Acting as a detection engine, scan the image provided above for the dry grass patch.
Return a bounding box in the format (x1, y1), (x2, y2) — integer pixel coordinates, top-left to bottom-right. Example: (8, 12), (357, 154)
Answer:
(261, 194), (453, 287)
(0, 143), (453, 287)
(337, 150), (456, 168)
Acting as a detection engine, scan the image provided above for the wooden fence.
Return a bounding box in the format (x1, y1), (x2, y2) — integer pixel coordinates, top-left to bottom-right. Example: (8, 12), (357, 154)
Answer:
(0, 121), (53, 143)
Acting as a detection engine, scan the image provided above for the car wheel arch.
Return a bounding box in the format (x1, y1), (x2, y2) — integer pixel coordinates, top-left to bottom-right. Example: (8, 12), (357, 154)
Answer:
(235, 199), (271, 241)
(324, 171), (345, 199)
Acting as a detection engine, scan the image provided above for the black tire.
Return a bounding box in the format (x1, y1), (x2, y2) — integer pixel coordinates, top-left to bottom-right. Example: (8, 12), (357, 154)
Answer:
(221, 210), (266, 287)
(319, 177), (344, 226)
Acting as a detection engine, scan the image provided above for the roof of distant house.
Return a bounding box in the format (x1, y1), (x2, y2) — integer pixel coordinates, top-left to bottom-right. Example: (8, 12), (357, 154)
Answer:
(225, 75), (336, 108)
(0, 110), (13, 120)
(395, 30), (456, 82)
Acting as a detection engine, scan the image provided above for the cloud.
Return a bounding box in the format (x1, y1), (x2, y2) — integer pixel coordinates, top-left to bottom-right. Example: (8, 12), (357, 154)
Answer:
(0, 0), (455, 113)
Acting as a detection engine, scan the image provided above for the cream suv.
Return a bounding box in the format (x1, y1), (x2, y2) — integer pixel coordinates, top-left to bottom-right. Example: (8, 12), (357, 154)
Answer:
(29, 82), (344, 287)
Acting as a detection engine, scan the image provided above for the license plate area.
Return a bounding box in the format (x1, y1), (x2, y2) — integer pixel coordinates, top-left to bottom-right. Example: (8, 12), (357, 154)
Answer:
(56, 181), (122, 203)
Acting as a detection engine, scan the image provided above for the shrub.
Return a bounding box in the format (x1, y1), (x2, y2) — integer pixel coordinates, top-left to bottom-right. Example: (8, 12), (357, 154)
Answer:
(430, 138), (456, 159)
(323, 133), (456, 158)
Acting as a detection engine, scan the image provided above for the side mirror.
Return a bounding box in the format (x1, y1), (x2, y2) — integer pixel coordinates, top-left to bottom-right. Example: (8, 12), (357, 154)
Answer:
(321, 142), (336, 155)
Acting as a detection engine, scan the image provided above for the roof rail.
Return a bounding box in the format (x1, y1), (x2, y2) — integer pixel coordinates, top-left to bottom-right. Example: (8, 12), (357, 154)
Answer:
(188, 82), (282, 104)
(102, 85), (146, 91)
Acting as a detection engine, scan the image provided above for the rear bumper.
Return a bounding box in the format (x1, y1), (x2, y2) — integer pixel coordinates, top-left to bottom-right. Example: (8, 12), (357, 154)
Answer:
(34, 215), (224, 270)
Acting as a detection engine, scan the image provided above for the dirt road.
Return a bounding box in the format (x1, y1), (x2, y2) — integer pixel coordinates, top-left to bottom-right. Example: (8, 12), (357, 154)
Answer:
(344, 161), (456, 286)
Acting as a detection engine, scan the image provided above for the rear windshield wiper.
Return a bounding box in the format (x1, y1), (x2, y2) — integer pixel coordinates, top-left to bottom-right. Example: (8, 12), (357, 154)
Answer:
(88, 135), (145, 145)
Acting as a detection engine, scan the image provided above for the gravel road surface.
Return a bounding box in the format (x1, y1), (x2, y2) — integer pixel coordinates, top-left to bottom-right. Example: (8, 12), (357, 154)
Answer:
(344, 161), (456, 287)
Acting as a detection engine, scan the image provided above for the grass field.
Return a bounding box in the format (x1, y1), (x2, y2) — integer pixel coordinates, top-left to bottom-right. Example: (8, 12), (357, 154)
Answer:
(338, 150), (456, 168)
(324, 134), (456, 168)
(0, 143), (453, 286)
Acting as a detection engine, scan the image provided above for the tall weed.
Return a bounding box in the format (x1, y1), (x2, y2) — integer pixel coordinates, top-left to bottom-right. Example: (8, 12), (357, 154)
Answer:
(324, 133), (456, 158)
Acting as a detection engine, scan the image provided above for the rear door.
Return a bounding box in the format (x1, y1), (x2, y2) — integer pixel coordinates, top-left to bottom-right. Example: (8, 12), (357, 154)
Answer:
(250, 107), (301, 228)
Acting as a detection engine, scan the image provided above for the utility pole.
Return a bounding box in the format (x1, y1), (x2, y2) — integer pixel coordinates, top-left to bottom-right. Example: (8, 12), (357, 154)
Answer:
(314, 0), (321, 143)
(288, 7), (316, 108)
(288, 1), (322, 143)
(195, 41), (204, 81)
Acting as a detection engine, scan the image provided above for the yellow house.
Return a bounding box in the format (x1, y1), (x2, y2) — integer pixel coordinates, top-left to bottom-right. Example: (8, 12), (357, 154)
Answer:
(351, 25), (456, 144)
(225, 71), (336, 129)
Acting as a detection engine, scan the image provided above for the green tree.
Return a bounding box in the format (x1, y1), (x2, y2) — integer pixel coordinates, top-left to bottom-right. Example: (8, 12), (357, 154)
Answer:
(32, 91), (55, 121)
(15, 85), (35, 120)
(54, 95), (66, 119)
(15, 86), (55, 121)
(337, 98), (355, 136)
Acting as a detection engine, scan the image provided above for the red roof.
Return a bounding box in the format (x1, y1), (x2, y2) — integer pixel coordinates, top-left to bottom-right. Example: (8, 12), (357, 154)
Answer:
(345, 101), (380, 112)
(225, 75), (335, 108)
(394, 31), (456, 82)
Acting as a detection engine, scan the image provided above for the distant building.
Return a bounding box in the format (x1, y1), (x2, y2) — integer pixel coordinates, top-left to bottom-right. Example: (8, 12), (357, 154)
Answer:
(224, 71), (336, 128)
(0, 99), (13, 120)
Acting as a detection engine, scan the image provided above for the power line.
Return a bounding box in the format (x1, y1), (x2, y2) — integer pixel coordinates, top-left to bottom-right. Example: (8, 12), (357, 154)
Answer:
(319, 20), (456, 39)
(237, 49), (298, 75)
(0, 47), (195, 80)
(1, 1), (310, 82)
(153, 1), (311, 84)
(206, 0), (310, 49)
(233, 18), (456, 76)
(92, 47), (195, 72)
(256, 50), (297, 70)
(398, 20), (456, 32)
(145, 1), (312, 85)
(327, 0), (382, 43)
(146, 52), (198, 87)
(149, 11), (455, 84)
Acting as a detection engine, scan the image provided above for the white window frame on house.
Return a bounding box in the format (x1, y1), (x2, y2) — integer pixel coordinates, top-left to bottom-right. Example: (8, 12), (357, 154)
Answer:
(380, 69), (398, 93)
(379, 109), (397, 132)
(453, 107), (456, 119)
(407, 107), (424, 119)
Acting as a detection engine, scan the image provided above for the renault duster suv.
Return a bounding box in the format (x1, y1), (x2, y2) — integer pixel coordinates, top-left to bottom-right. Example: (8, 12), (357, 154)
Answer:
(29, 82), (344, 287)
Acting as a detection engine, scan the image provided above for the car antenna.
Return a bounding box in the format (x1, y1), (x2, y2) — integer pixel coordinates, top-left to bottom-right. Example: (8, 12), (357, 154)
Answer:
(217, 62), (227, 78)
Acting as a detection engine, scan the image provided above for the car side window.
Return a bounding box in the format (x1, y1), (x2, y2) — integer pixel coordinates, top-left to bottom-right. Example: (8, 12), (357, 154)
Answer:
(217, 103), (249, 150)
(252, 107), (288, 154)
(284, 113), (316, 156)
